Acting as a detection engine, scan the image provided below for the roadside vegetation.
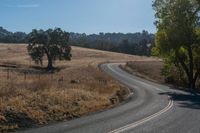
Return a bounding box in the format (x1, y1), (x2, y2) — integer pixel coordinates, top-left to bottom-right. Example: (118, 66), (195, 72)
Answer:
(123, 0), (200, 90)
(151, 0), (200, 89)
(122, 61), (165, 84)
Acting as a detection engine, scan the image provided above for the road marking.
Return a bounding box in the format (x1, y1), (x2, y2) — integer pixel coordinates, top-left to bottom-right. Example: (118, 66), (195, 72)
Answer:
(106, 63), (174, 133)
(108, 99), (174, 133)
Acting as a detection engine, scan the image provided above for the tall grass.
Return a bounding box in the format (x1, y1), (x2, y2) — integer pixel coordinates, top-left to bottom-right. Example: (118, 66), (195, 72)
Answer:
(0, 66), (130, 131)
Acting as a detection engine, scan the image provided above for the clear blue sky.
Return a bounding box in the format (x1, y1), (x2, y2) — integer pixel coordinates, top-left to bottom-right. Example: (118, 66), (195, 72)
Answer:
(0, 0), (155, 34)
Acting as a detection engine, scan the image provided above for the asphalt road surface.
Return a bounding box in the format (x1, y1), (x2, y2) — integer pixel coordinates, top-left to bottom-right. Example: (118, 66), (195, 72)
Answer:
(17, 63), (200, 133)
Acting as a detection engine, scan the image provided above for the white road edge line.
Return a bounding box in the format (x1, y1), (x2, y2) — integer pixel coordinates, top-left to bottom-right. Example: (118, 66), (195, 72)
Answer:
(106, 63), (174, 133)
(108, 99), (174, 133)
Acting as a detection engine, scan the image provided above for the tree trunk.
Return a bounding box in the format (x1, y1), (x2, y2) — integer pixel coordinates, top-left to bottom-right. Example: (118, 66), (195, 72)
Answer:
(180, 69), (197, 89)
(188, 45), (194, 89)
(47, 56), (53, 70)
(176, 50), (197, 89)
(189, 72), (199, 89)
(44, 48), (53, 70)
(188, 78), (194, 89)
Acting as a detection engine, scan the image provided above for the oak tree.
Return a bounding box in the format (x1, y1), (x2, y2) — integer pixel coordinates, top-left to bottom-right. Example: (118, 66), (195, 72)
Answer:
(27, 28), (71, 70)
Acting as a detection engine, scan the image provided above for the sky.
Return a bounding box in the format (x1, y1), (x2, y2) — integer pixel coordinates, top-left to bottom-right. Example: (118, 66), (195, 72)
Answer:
(0, 0), (156, 34)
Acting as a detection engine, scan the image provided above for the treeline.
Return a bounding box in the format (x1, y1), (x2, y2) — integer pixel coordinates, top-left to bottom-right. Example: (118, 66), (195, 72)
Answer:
(0, 27), (154, 56)
(69, 31), (154, 56)
(0, 27), (27, 43)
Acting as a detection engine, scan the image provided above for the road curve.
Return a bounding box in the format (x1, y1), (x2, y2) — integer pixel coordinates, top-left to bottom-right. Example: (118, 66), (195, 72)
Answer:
(17, 63), (200, 133)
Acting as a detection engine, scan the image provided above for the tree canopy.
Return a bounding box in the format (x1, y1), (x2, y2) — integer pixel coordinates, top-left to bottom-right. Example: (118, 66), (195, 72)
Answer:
(69, 31), (154, 56)
(0, 27), (27, 43)
(27, 28), (71, 70)
(153, 0), (200, 89)
(0, 26), (154, 56)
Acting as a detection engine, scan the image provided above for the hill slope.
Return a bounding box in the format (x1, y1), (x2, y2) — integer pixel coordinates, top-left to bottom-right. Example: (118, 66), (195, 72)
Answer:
(0, 44), (158, 132)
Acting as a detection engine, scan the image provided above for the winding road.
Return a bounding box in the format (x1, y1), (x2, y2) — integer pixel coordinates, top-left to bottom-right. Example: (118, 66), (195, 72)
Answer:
(18, 63), (200, 133)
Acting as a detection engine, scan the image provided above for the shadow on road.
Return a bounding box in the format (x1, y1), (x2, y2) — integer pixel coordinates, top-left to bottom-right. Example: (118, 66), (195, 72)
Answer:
(159, 91), (200, 109)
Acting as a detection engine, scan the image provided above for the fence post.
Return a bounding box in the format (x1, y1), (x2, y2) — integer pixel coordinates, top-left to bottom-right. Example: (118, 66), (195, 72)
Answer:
(24, 71), (27, 81)
(7, 68), (10, 80)
(29, 59), (32, 67)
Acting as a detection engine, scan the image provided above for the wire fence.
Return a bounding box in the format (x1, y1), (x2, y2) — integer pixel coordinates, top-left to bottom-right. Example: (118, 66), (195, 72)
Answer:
(0, 67), (66, 85)
(0, 65), (111, 91)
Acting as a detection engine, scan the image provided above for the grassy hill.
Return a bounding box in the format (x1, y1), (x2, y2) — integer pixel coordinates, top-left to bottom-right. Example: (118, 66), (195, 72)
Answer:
(0, 44), (157, 131)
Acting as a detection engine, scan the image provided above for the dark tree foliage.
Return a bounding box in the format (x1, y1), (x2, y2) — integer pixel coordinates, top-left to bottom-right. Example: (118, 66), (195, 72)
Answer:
(27, 28), (71, 70)
(0, 26), (154, 56)
(153, 0), (200, 89)
(69, 31), (154, 56)
(0, 27), (27, 43)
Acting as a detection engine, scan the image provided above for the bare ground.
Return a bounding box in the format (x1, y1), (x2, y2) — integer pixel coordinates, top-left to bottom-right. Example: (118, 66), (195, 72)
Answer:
(0, 44), (159, 132)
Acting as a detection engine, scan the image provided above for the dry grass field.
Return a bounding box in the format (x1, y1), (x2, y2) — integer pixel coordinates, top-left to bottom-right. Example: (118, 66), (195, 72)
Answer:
(0, 44), (158, 132)
(122, 61), (165, 83)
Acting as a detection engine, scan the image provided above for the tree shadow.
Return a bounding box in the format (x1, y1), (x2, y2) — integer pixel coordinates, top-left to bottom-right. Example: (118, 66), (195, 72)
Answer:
(3, 111), (38, 130)
(30, 65), (67, 73)
(159, 90), (200, 109)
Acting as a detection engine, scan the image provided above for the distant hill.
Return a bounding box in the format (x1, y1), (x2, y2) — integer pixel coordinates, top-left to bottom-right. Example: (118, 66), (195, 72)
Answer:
(0, 27), (154, 56)
(69, 31), (154, 56)
(69, 31), (154, 45)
